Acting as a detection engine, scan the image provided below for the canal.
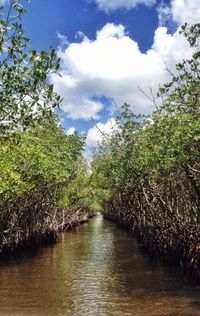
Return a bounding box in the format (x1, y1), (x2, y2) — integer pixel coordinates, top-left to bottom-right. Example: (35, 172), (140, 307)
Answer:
(0, 214), (199, 316)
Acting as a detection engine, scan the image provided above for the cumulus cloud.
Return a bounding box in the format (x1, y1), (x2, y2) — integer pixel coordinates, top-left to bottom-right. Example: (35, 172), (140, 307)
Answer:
(49, 0), (199, 147)
(171, 0), (200, 25)
(88, 0), (156, 12)
(66, 127), (76, 135)
(157, 0), (200, 27)
(86, 118), (116, 147)
(51, 21), (193, 120)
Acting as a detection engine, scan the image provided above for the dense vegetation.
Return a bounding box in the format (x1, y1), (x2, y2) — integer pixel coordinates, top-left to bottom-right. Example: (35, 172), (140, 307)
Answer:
(91, 23), (200, 281)
(0, 0), (94, 254)
(0, 0), (200, 285)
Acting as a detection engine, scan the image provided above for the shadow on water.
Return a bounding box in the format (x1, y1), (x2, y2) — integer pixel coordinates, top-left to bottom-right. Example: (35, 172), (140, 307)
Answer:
(0, 213), (199, 316)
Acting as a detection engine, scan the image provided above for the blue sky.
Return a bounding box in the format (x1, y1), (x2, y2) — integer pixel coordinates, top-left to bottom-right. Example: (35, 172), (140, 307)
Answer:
(22, 0), (162, 52)
(3, 0), (199, 148)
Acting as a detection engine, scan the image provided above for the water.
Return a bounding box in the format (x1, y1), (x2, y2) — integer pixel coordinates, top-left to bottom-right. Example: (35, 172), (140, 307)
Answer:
(0, 214), (199, 316)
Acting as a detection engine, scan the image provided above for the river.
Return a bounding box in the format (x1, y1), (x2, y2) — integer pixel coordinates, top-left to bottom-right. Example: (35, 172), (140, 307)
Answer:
(0, 214), (199, 316)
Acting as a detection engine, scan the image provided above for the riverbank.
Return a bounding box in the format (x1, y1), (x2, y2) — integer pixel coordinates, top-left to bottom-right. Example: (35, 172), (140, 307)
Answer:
(103, 207), (200, 284)
(0, 205), (95, 257)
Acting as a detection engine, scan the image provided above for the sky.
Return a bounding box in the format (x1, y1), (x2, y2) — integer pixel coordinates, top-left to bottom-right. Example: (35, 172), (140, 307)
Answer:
(2, 0), (200, 149)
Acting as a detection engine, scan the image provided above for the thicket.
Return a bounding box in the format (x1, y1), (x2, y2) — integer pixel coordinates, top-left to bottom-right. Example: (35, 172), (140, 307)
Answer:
(0, 0), (94, 254)
(91, 23), (200, 281)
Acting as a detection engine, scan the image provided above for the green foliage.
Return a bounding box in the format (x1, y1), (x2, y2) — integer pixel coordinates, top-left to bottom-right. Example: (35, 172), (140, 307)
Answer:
(0, 117), (85, 200)
(158, 23), (200, 117)
(0, 0), (85, 204)
(91, 23), (200, 217)
(0, 1), (94, 251)
(0, 0), (61, 135)
(88, 25), (200, 279)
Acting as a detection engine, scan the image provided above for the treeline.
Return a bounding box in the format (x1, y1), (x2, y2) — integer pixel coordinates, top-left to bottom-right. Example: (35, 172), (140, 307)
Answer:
(91, 24), (200, 281)
(0, 1), (95, 254)
(0, 118), (96, 253)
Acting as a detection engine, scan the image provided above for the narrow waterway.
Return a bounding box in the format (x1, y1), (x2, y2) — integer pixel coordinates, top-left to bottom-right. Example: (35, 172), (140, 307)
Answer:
(0, 214), (200, 316)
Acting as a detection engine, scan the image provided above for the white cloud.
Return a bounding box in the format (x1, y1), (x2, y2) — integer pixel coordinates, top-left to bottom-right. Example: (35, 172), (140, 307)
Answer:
(86, 118), (116, 147)
(89, 0), (156, 12)
(157, 0), (200, 27)
(57, 33), (69, 48)
(50, 0), (199, 147)
(171, 0), (200, 25)
(51, 21), (193, 121)
(66, 127), (76, 135)
(157, 2), (172, 26)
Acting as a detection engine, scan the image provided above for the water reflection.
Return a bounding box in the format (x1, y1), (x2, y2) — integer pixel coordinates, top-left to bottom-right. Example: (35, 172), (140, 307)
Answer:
(0, 214), (199, 315)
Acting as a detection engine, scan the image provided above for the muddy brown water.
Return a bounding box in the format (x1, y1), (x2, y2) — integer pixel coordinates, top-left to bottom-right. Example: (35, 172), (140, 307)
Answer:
(0, 214), (200, 316)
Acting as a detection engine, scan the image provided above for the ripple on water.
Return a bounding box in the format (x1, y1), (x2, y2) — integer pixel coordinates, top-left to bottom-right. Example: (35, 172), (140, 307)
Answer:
(0, 214), (199, 316)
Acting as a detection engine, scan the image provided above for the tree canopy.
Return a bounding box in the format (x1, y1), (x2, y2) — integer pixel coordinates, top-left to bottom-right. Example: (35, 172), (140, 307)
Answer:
(90, 23), (200, 281)
(0, 0), (61, 135)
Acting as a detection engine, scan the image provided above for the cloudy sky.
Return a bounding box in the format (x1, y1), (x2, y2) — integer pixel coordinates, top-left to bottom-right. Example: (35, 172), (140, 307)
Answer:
(3, 0), (199, 148)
